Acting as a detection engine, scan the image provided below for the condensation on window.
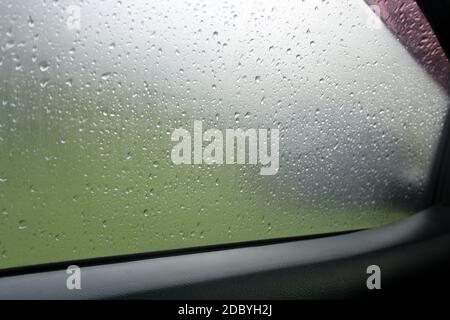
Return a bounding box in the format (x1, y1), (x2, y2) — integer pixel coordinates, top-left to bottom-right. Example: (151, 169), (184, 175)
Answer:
(0, 0), (448, 269)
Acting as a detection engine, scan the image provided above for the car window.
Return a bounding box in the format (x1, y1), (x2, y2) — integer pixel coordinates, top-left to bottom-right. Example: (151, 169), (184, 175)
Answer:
(0, 0), (449, 269)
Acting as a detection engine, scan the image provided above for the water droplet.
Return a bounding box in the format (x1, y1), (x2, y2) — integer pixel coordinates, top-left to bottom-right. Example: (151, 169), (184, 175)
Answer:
(39, 61), (50, 72)
(40, 78), (49, 88)
(18, 220), (27, 230)
(234, 112), (240, 123)
(101, 72), (112, 80)
(28, 15), (35, 28)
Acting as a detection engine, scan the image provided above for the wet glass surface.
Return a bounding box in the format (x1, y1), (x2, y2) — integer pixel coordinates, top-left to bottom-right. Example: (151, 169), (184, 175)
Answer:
(0, 0), (448, 269)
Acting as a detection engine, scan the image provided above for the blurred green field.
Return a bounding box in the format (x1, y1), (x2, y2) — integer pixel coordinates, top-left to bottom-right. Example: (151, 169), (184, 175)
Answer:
(0, 98), (409, 270)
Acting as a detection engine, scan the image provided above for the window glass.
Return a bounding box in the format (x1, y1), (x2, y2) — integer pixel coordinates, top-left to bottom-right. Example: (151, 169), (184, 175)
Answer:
(0, 0), (449, 269)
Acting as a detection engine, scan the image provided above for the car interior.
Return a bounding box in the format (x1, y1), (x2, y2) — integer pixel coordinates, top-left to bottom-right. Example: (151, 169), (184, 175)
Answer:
(0, 0), (450, 300)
